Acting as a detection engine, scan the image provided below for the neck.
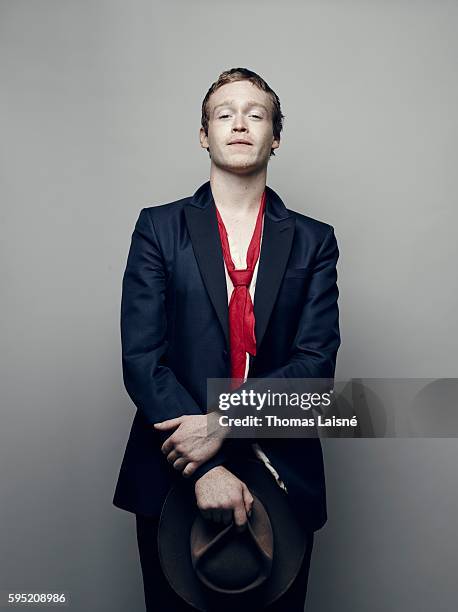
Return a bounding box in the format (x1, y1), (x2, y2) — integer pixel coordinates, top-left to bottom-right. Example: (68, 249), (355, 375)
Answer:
(209, 165), (267, 218)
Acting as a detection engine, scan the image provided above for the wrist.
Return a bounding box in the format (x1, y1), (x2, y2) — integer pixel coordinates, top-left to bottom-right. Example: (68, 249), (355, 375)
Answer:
(208, 410), (231, 439)
(194, 465), (226, 488)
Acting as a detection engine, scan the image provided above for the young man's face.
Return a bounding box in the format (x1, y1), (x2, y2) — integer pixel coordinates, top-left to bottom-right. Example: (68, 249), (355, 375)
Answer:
(200, 80), (280, 175)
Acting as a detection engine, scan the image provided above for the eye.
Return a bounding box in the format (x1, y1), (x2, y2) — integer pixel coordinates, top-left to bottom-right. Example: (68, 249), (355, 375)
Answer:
(250, 114), (263, 119)
(218, 114), (231, 119)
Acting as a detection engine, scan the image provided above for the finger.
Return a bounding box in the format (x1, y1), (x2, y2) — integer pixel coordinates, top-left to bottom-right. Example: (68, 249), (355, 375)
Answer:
(182, 462), (197, 478)
(154, 417), (183, 431)
(161, 435), (178, 455)
(172, 457), (188, 471)
(166, 450), (180, 464)
(242, 485), (254, 517)
(233, 501), (247, 529)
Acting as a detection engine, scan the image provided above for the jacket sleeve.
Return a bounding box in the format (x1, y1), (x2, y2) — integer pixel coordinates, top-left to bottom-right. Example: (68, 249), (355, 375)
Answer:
(121, 208), (227, 480)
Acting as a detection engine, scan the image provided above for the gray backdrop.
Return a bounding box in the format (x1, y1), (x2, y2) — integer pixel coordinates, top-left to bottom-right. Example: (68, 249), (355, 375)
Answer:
(1, 1), (457, 610)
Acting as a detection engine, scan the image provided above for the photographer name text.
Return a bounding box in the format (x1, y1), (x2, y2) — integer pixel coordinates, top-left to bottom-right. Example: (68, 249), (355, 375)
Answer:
(218, 414), (358, 428)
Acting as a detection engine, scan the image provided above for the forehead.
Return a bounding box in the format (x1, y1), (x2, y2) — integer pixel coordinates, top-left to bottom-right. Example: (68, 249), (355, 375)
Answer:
(208, 80), (272, 112)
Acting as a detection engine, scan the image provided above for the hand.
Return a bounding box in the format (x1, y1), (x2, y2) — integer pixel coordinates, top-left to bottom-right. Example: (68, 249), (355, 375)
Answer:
(154, 413), (225, 478)
(194, 466), (254, 527)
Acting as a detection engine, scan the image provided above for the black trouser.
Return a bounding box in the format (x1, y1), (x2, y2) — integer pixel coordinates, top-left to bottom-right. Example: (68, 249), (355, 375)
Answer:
(135, 514), (314, 612)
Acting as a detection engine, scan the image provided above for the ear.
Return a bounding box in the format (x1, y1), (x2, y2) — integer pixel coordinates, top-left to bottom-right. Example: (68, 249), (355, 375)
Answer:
(200, 127), (209, 150)
(271, 137), (280, 152)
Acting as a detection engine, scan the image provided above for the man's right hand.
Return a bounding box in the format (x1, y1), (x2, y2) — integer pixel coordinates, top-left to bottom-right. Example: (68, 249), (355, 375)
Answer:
(194, 466), (254, 528)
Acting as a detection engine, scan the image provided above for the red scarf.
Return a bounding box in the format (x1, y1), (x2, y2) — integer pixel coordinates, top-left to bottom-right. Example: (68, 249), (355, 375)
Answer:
(215, 192), (266, 388)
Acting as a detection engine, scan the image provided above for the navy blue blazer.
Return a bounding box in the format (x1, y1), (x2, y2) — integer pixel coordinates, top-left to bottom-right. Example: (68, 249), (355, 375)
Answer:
(113, 180), (340, 531)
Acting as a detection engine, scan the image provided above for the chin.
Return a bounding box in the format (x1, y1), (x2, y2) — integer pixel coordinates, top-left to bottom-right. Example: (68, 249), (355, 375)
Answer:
(226, 158), (255, 168)
(213, 154), (266, 175)
(229, 164), (264, 177)
(226, 156), (259, 169)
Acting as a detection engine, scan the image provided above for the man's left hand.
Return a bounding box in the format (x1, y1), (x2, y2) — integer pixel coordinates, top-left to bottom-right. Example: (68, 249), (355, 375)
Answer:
(154, 413), (225, 477)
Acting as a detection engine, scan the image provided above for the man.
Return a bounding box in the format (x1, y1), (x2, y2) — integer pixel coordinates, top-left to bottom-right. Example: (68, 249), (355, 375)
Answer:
(113, 67), (340, 611)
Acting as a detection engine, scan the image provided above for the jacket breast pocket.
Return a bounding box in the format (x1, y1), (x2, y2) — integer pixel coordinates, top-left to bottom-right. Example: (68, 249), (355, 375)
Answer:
(283, 267), (311, 279)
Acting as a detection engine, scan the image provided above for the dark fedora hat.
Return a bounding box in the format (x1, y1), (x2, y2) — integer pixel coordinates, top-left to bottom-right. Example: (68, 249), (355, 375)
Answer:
(158, 458), (310, 611)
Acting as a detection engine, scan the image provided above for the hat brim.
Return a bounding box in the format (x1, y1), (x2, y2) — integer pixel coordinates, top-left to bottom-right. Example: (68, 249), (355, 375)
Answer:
(158, 458), (310, 610)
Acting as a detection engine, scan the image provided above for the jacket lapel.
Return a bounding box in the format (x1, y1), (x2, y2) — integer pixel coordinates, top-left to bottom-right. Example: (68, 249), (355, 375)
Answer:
(184, 182), (229, 347)
(254, 186), (295, 350)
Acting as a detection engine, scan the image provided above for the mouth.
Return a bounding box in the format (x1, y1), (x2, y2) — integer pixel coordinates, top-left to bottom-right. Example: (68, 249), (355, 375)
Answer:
(228, 140), (253, 146)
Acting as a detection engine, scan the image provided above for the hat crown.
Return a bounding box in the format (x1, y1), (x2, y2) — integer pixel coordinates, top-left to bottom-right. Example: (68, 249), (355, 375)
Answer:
(190, 497), (273, 595)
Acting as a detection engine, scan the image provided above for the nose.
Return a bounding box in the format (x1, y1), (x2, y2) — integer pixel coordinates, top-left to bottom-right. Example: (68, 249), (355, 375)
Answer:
(231, 112), (248, 133)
